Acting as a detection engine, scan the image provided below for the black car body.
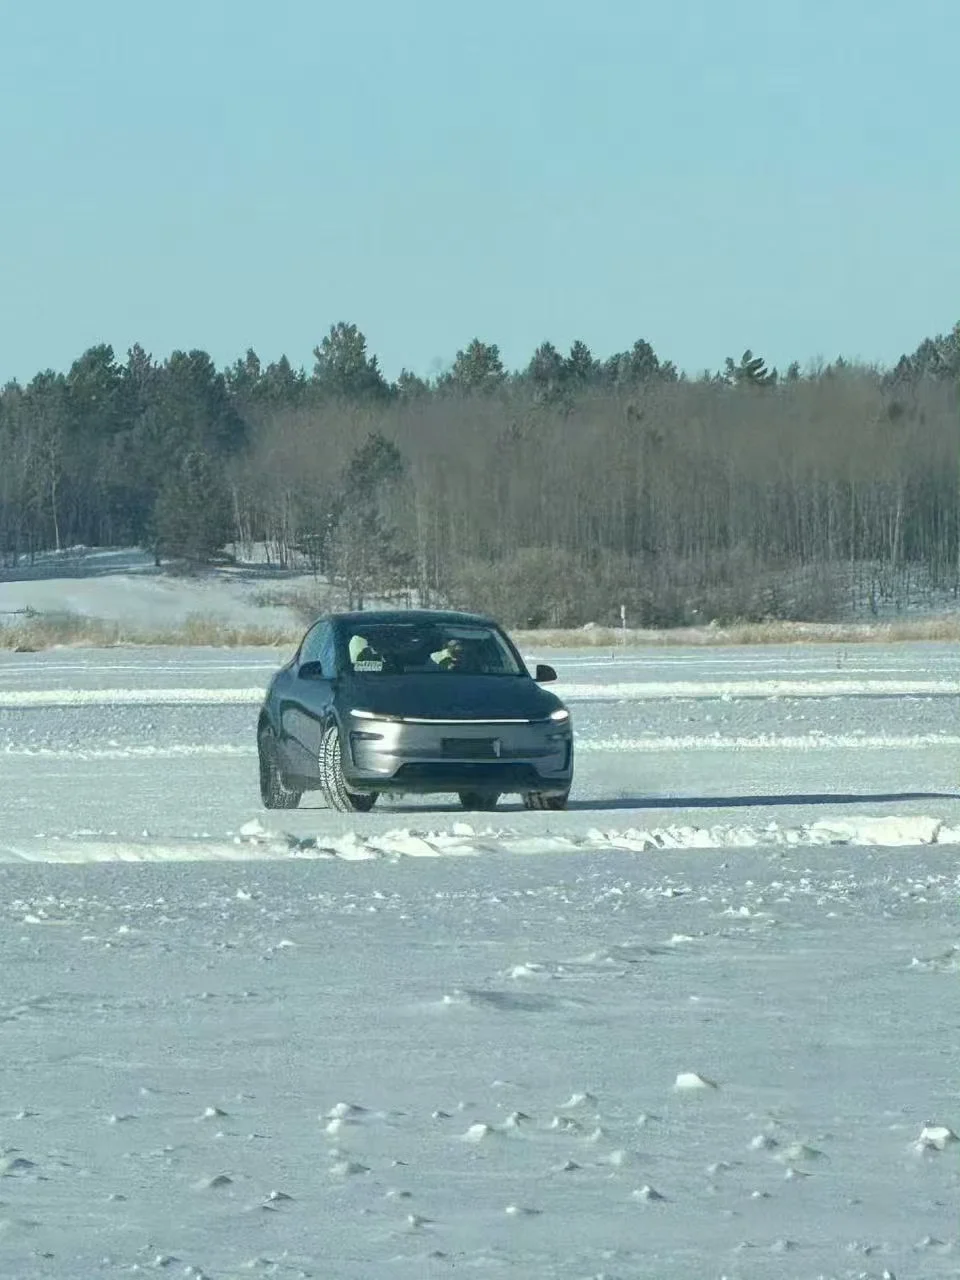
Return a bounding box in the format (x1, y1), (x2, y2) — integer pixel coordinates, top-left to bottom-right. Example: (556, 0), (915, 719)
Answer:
(257, 609), (574, 812)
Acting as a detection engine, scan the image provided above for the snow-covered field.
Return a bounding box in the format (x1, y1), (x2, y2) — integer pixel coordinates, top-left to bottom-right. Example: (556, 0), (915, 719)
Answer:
(2, 643), (959, 1277)
(0, 548), (315, 633)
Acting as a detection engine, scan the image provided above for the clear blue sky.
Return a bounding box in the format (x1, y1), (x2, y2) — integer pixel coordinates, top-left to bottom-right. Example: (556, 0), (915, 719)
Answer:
(2, 0), (957, 384)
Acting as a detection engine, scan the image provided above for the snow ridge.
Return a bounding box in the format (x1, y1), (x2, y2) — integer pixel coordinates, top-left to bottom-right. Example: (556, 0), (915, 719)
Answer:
(4, 675), (960, 709)
(2, 813), (955, 863)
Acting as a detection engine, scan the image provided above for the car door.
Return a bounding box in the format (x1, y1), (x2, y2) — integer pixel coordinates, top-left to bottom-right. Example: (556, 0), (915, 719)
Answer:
(281, 620), (337, 780)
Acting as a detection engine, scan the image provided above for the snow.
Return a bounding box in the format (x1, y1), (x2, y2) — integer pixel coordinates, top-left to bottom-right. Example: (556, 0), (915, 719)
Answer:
(0, 812), (956, 864)
(0, 551), (305, 631)
(0, 545), (389, 633)
(1, 640), (959, 1275)
(7, 675), (960, 709)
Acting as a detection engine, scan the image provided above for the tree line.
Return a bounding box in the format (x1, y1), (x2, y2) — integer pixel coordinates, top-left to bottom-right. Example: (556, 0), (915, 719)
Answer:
(1, 321), (958, 627)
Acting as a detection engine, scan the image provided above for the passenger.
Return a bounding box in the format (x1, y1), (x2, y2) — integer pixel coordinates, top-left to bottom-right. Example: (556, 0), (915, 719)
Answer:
(349, 634), (383, 671)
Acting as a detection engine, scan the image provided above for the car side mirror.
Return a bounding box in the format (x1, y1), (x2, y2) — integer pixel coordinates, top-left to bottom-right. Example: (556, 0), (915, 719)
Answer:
(298, 660), (327, 680)
(534, 663), (557, 683)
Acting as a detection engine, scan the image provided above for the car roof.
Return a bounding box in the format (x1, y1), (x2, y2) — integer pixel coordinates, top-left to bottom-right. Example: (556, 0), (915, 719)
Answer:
(328, 608), (499, 629)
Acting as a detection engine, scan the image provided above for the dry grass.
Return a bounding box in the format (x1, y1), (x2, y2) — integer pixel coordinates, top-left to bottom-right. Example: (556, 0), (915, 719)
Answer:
(5, 609), (960, 654)
(513, 615), (960, 648)
(0, 610), (298, 653)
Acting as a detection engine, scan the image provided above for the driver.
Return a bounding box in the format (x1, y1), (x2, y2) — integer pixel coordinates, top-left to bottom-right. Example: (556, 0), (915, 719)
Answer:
(437, 637), (475, 671)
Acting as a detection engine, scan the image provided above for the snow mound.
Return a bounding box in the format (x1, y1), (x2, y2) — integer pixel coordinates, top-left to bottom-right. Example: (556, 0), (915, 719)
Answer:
(193, 1174), (233, 1191)
(807, 815), (943, 847)
(326, 1101), (367, 1120)
(462, 1123), (498, 1143)
(632, 1184), (666, 1202)
(674, 1072), (718, 1092)
(560, 1092), (598, 1110)
(915, 1124), (958, 1153)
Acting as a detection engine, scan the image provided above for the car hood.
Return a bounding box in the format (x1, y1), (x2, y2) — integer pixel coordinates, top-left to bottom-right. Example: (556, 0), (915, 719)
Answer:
(339, 674), (564, 722)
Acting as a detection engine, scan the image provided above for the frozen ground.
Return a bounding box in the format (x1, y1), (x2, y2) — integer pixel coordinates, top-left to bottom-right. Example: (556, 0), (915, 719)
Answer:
(1, 643), (959, 1277)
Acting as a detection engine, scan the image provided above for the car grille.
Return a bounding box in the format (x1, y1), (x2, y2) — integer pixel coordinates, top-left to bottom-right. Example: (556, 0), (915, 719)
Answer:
(441, 737), (499, 759)
(393, 762), (542, 786)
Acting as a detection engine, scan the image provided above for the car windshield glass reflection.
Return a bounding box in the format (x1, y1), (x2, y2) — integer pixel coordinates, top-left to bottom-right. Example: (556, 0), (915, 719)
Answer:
(339, 622), (523, 676)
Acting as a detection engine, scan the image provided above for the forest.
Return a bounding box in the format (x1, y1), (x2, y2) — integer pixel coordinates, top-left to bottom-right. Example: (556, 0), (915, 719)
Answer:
(1, 322), (958, 628)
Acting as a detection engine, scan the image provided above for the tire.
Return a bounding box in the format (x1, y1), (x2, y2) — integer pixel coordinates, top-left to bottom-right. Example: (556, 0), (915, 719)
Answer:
(258, 726), (302, 810)
(523, 790), (570, 811)
(458, 791), (501, 812)
(319, 723), (378, 813)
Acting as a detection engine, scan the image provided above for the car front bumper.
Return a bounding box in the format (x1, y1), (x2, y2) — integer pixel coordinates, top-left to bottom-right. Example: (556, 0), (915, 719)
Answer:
(341, 713), (573, 795)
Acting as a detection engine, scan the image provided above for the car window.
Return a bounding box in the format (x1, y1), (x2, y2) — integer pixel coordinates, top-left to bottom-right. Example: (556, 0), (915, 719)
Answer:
(300, 621), (335, 676)
(319, 624), (339, 677)
(336, 621), (523, 676)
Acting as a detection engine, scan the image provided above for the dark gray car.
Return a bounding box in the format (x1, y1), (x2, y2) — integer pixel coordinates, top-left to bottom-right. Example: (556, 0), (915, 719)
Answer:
(257, 609), (574, 813)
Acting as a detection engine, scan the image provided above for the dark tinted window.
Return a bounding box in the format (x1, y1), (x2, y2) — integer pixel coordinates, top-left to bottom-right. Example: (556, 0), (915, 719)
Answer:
(319, 624), (338, 677)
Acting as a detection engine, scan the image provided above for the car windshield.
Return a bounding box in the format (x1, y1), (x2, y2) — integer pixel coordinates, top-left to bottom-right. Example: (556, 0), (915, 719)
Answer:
(337, 621), (524, 677)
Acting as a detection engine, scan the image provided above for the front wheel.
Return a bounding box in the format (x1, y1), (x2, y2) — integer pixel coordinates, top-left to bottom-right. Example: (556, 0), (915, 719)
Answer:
(319, 724), (378, 813)
(258, 726), (302, 810)
(523, 790), (570, 811)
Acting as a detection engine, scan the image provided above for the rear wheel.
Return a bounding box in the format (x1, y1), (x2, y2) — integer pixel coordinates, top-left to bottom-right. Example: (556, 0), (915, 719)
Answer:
(258, 726), (302, 810)
(458, 791), (501, 812)
(523, 790), (570, 811)
(319, 723), (378, 813)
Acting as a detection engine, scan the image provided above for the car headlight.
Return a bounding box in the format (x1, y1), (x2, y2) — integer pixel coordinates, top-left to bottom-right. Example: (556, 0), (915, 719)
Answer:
(548, 708), (570, 722)
(350, 708), (401, 723)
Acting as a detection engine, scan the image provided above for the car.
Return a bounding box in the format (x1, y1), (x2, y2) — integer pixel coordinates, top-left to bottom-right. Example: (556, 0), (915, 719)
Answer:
(256, 608), (574, 813)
